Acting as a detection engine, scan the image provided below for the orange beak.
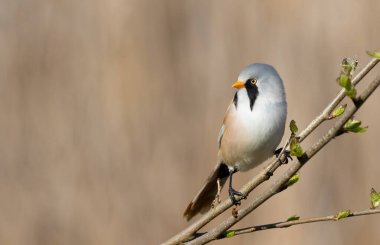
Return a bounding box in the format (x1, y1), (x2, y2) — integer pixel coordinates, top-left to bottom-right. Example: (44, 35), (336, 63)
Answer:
(232, 81), (245, 89)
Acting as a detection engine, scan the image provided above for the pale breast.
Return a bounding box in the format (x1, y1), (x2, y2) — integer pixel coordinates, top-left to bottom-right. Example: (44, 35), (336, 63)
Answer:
(220, 100), (286, 171)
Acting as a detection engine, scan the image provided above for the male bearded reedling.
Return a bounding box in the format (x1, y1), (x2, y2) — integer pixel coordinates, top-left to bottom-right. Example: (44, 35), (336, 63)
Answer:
(184, 63), (287, 221)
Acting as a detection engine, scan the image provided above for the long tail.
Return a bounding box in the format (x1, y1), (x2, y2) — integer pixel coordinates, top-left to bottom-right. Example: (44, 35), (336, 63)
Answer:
(183, 162), (229, 221)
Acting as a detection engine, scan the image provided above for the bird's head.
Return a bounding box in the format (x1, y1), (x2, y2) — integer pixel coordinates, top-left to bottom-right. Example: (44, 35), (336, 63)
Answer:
(232, 63), (286, 110)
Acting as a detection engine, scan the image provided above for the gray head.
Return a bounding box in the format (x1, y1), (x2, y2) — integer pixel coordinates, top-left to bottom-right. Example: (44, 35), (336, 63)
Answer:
(232, 63), (286, 110)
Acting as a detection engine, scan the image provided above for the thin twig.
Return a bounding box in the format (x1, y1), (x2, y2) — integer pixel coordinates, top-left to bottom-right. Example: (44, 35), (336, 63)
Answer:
(221, 209), (380, 239)
(188, 75), (380, 244)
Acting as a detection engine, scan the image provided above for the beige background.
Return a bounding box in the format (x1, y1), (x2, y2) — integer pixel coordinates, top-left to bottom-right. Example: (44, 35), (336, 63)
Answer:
(1, 0), (380, 244)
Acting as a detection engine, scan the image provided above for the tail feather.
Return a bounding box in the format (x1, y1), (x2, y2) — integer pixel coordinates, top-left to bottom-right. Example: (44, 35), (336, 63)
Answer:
(183, 163), (229, 221)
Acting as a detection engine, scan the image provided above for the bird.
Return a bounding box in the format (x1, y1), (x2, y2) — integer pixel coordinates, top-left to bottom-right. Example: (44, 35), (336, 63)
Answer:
(183, 63), (287, 221)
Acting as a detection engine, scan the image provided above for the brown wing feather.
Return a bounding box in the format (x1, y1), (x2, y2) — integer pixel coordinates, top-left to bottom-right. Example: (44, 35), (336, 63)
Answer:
(183, 163), (228, 221)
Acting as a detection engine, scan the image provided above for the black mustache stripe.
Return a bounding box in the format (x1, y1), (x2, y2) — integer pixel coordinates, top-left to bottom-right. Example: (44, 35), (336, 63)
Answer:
(233, 92), (238, 109)
(246, 84), (258, 111)
(233, 83), (258, 111)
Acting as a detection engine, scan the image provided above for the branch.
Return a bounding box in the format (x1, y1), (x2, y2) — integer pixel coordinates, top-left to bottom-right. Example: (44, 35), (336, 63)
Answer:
(219, 209), (380, 239)
(187, 74), (380, 244)
(163, 57), (380, 245)
(298, 57), (379, 142)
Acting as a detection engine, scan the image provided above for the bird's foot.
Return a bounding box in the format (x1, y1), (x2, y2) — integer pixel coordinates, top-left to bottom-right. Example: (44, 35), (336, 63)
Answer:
(274, 147), (293, 164)
(274, 147), (282, 158)
(228, 186), (247, 206)
(266, 171), (274, 177)
(227, 166), (247, 205)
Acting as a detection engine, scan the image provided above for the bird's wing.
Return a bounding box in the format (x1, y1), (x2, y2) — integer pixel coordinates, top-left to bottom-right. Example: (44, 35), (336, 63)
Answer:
(217, 124), (224, 149)
(217, 101), (234, 149)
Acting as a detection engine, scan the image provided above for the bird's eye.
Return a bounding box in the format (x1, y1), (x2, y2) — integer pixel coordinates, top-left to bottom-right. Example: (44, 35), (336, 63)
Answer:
(249, 78), (257, 85)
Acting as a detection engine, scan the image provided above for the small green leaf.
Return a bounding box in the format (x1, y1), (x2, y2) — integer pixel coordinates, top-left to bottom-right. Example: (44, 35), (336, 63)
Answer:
(338, 74), (350, 88)
(345, 87), (357, 98)
(335, 210), (352, 220)
(225, 230), (235, 238)
(343, 119), (367, 133)
(367, 51), (380, 60)
(330, 104), (347, 119)
(290, 138), (303, 157)
(289, 120), (298, 135)
(287, 172), (300, 187)
(370, 188), (380, 209)
(286, 214), (300, 222)
(350, 126), (368, 133)
(344, 119), (361, 130)
(337, 58), (358, 99)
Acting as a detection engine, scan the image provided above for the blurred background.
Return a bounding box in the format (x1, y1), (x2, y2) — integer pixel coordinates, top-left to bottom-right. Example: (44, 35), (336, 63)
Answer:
(1, 0), (380, 244)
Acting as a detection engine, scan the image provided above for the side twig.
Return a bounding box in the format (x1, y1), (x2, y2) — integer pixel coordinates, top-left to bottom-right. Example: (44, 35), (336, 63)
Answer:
(220, 209), (380, 239)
